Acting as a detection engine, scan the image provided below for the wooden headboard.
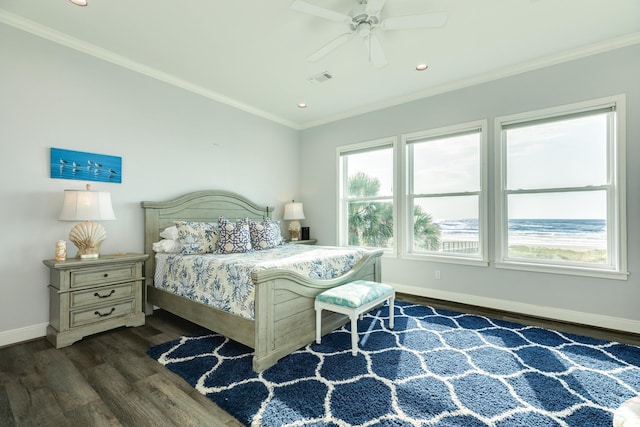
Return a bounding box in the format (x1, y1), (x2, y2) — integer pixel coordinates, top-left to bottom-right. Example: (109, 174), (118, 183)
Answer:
(140, 190), (273, 289)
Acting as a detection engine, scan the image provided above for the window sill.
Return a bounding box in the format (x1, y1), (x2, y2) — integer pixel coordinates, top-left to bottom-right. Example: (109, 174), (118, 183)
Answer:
(495, 261), (629, 280)
(402, 253), (489, 267)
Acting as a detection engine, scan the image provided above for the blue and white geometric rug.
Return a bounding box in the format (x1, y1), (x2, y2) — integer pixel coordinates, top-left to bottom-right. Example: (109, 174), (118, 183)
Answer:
(147, 302), (640, 426)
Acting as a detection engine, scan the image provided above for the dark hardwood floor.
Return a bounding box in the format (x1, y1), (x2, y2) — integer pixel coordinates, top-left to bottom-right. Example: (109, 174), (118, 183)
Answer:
(1, 294), (638, 426)
(0, 310), (244, 427)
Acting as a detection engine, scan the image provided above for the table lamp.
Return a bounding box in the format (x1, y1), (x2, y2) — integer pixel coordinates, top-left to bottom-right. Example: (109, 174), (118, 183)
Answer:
(59, 184), (116, 259)
(283, 201), (305, 241)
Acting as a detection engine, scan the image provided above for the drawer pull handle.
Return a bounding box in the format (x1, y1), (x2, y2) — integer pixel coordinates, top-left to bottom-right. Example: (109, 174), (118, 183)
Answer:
(94, 290), (116, 299)
(94, 307), (116, 317)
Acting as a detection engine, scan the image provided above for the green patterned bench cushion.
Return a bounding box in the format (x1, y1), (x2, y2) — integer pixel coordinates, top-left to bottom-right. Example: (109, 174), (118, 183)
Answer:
(316, 280), (394, 309)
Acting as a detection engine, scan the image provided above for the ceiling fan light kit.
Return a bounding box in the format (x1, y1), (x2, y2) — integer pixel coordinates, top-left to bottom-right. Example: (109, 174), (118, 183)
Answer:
(290, 0), (447, 69)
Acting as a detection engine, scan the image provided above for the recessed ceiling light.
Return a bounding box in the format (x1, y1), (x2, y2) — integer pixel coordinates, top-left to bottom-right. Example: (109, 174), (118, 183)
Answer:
(415, 64), (429, 71)
(298, 103), (308, 109)
(69, 0), (88, 6)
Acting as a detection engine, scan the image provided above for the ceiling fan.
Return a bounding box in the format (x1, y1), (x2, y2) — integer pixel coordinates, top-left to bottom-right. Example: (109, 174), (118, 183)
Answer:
(290, 0), (448, 69)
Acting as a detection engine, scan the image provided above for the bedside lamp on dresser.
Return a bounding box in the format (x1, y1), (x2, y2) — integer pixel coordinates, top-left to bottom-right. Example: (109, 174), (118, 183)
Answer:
(283, 200), (305, 241)
(46, 185), (148, 348)
(59, 183), (115, 259)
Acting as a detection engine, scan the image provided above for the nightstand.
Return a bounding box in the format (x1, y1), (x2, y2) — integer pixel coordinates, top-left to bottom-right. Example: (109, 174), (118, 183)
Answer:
(287, 239), (317, 245)
(43, 253), (148, 348)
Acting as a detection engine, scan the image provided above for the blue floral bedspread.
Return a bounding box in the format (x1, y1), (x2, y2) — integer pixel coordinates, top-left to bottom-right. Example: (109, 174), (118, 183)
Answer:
(154, 245), (367, 320)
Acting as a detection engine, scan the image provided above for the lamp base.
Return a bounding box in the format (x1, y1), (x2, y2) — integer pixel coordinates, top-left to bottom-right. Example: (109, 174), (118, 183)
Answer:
(288, 220), (301, 241)
(69, 221), (107, 259)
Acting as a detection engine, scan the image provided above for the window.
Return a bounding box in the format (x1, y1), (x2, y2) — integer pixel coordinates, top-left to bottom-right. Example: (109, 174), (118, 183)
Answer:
(495, 95), (627, 279)
(404, 121), (488, 264)
(338, 138), (396, 251)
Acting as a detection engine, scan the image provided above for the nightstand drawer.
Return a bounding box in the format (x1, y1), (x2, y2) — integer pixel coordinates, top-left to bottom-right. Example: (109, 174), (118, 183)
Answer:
(44, 253), (148, 348)
(70, 299), (136, 328)
(70, 282), (135, 309)
(70, 264), (137, 288)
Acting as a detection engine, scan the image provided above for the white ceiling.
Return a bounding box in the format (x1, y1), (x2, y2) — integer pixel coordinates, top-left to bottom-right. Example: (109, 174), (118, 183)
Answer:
(1, 0), (639, 129)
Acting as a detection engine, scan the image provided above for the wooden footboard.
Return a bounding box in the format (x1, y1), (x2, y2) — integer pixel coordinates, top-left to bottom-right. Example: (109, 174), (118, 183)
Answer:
(251, 249), (382, 371)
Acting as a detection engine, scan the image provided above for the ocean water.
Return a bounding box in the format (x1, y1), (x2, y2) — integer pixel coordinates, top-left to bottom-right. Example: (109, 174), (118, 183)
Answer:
(435, 218), (607, 250)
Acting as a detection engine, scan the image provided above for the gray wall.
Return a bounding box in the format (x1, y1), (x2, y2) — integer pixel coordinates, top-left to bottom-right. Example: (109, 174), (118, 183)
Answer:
(2, 20), (639, 344)
(0, 24), (299, 342)
(299, 44), (640, 332)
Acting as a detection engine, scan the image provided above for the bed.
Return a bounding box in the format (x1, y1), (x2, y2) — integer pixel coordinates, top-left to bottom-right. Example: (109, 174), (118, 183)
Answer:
(141, 190), (383, 372)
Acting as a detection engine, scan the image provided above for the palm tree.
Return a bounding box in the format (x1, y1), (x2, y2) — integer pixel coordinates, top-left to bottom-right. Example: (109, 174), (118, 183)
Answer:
(347, 172), (440, 249)
(347, 172), (393, 247)
(413, 208), (440, 250)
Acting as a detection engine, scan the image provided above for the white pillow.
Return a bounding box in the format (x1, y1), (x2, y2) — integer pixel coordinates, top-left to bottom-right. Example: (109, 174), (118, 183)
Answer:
(159, 225), (179, 240)
(152, 239), (181, 253)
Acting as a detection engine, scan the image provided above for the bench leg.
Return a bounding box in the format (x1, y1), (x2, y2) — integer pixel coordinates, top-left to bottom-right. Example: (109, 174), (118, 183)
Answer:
(389, 295), (395, 329)
(350, 314), (358, 356)
(316, 307), (322, 344)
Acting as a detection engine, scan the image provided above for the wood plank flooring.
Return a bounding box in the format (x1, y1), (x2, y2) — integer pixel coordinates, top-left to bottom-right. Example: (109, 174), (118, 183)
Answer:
(0, 310), (243, 427)
(1, 293), (638, 426)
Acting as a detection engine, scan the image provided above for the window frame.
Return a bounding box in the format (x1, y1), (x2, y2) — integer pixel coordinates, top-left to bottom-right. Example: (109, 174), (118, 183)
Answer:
(494, 95), (628, 279)
(402, 120), (489, 266)
(337, 136), (398, 255)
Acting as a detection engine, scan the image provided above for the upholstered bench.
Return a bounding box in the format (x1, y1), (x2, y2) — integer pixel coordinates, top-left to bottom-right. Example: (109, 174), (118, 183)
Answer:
(315, 280), (395, 355)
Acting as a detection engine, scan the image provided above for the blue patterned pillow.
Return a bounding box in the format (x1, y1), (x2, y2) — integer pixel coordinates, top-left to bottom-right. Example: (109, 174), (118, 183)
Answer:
(175, 221), (219, 254)
(216, 217), (252, 254)
(249, 219), (284, 250)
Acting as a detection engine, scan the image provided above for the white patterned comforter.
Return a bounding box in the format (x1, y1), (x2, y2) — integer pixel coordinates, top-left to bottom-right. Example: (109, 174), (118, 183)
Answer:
(154, 244), (368, 320)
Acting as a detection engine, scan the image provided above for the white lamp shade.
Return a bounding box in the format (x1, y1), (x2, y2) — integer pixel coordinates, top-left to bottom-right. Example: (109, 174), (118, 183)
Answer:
(59, 190), (116, 221)
(283, 202), (305, 220)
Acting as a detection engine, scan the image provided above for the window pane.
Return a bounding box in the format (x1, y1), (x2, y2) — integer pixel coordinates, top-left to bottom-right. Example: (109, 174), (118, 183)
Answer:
(413, 196), (479, 255)
(412, 133), (480, 194)
(346, 148), (393, 197)
(506, 114), (608, 190)
(507, 191), (607, 264)
(347, 200), (393, 248)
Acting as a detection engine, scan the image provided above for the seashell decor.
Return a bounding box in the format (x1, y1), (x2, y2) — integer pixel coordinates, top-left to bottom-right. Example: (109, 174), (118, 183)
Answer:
(69, 221), (107, 258)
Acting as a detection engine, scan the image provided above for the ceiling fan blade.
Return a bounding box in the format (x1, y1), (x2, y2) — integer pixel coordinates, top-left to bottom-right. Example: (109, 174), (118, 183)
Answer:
(381, 11), (448, 30)
(307, 32), (355, 62)
(290, 0), (350, 22)
(365, 0), (386, 16)
(364, 34), (388, 69)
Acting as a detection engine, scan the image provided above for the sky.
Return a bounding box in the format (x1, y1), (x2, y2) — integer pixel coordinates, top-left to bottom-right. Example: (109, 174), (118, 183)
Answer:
(346, 113), (610, 221)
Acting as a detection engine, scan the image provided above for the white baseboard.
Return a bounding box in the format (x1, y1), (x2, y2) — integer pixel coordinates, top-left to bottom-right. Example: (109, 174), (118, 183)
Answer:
(2, 286), (637, 347)
(0, 322), (48, 348)
(391, 282), (640, 335)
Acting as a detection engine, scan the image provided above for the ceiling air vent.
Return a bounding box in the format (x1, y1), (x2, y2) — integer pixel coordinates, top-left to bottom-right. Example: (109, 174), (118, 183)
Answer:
(307, 71), (333, 84)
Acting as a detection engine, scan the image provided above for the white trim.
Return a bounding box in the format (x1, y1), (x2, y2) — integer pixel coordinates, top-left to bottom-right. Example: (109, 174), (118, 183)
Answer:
(390, 282), (640, 334)
(299, 33), (640, 129)
(494, 261), (629, 280)
(0, 322), (48, 348)
(494, 94), (628, 278)
(336, 137), (398, 253)
(403, 253), (489, 267)
(401, 120), (489, 264)
(3, 9), (638, 130)
(0, 10), (298, 130)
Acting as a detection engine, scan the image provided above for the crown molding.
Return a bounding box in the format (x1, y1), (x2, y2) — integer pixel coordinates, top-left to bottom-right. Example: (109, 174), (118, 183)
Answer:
(0, 10), (300, 130)
(299, 32), (640, 129)
(3, 9), (638, 131)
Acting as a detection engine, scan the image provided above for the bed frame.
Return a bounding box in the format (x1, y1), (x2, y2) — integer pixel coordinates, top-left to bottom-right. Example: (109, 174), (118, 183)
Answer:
(141, 190), (383, 371)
